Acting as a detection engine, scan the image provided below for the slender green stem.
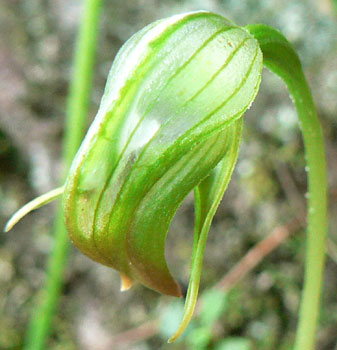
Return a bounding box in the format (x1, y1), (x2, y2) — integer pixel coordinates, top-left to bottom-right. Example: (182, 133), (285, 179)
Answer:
(24, 1), (103, 349)
(289, 71), (327, 350)
(246, 25), (328, 350)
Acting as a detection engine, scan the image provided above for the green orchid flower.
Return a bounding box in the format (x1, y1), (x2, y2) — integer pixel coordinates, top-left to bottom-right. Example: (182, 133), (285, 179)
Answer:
(5, 11), (327, 349)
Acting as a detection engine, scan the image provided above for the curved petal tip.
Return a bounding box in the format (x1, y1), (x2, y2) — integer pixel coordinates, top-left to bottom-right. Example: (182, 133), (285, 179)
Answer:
(120, 273), (134, 291)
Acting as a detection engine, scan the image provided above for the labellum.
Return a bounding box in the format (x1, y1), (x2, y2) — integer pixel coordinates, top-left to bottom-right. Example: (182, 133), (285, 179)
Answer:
(5, 11), (327, 347)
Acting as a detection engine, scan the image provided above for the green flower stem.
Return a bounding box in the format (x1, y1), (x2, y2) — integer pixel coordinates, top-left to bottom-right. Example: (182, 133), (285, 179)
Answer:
(247, 25), (328, 350)
(288, 68), (327, 350)
(24, 1), (103, 349)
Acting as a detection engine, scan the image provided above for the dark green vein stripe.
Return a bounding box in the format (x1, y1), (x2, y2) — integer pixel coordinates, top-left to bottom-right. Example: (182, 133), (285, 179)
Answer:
(199, 45), (259, 126)
(184, 38), (250, 104)
(125, 127), (223, 283)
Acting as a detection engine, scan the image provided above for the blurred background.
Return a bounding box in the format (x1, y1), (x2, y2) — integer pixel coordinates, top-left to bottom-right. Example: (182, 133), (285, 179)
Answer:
(0, 0), (336, 349)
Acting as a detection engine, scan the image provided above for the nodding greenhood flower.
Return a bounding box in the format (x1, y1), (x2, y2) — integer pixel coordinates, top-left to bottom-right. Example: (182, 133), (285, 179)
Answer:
(5, 11), (327, 347)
